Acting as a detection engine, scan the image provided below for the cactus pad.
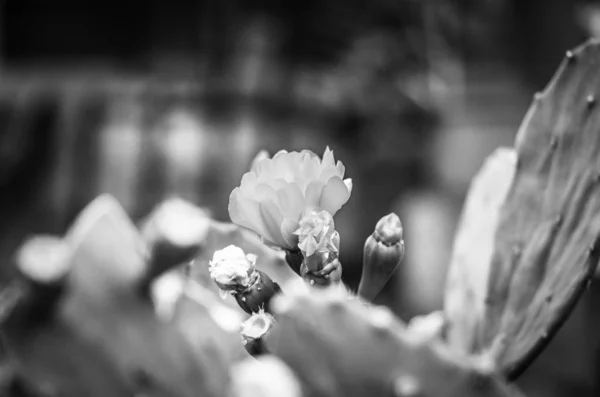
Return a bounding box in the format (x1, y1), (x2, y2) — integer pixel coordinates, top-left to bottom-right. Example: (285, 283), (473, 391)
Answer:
(444, 148), (516, 353)
(59, 195), (230, 397)
(265, 285), (523, 397)
(445, 39), (600, 380)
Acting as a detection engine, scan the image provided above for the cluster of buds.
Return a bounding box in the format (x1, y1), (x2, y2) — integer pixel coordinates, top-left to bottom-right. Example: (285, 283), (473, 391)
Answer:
(208, 245), (281, 314)
(293, 209), (342, 286)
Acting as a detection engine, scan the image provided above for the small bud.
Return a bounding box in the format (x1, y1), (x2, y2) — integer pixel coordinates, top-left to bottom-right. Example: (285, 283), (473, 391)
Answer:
(358, 213), (405, 302)
(229, 356), (302, 397)
(373, 213), (403, 246)
(294, 209), (342, 286)
(240, 310), (275, 356)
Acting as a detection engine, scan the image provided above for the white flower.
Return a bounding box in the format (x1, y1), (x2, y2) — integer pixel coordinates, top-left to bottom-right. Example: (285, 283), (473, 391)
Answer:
(228, 147), (352, 250)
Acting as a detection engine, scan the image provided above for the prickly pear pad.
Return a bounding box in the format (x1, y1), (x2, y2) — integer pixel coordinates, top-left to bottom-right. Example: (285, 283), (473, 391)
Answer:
(456, 39), (600, 379)
(265, 285), (523, 397)
(444, 148), (516, 353)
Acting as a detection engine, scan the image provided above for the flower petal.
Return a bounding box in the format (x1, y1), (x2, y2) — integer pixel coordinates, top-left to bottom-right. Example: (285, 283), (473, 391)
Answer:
(276, 183), (305, 220)
(250, 150), (270, 172)
(344, 178), (353, 195)
(335, 160), (345, 178)
(255, 183), (279, 201)
(322, 146), (335, 168)
(280, 218), (299, 248)
(300, 149), (318, 158)
(305, 182), (324, 208)
(299, 235), (318, 257)
(259, 200), (289, 248)
(319, 176), (351, 216)
(229, 188), (269, 237)
(239, 171), (259, 191)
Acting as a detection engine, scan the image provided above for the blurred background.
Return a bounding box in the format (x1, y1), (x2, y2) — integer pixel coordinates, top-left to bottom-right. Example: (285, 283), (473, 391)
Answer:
(0, 0), (599, 395)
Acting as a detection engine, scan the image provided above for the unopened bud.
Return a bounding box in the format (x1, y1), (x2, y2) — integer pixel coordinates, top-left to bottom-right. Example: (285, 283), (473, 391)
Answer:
(374, 213), (403, 246)
(295, 209), (337, 264)
(208, 245), (258, 292)
(294, 209), (342, 286)
(358, 213), (405, 302)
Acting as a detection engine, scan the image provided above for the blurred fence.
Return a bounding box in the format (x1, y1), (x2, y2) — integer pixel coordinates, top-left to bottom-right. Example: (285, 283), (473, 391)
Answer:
(0, 70), (438, 291)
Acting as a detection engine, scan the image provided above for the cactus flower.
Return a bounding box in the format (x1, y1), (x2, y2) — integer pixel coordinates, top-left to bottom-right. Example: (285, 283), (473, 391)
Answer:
(209, 245), (282, 314)
(358, 213), (405, 302)
(228, 147), (352, 250)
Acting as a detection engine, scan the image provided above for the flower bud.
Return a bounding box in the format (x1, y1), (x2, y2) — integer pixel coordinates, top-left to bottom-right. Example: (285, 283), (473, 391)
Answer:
(358, 213), (405, 302)
(209, 245), (282, 314)
(295, 209), (337, 270)
(240, 310), (275, 356)
(294, 209), (343, 286)
(208, 245), (258, 292)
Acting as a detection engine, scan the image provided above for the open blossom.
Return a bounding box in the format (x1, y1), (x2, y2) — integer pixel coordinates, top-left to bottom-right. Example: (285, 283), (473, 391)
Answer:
(208, 245), (258, 292)
(228, 147), (352, 250)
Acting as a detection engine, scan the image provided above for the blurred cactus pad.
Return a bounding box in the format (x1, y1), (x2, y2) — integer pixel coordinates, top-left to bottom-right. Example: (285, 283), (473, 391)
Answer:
(2, 38), (600, 397)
